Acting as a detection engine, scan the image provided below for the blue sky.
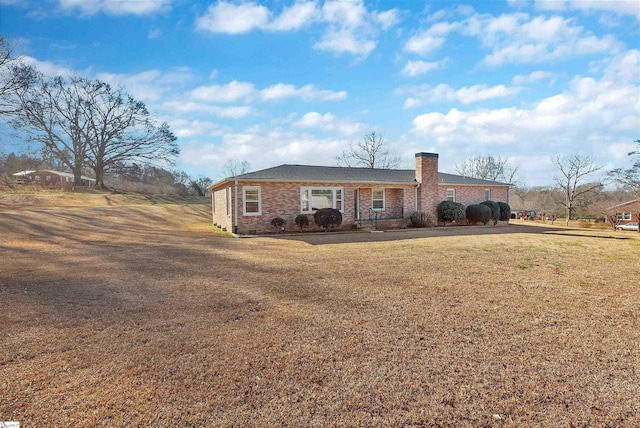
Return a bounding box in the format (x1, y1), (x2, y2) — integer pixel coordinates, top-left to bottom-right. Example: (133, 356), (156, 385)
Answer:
(1, 0), (638, 185)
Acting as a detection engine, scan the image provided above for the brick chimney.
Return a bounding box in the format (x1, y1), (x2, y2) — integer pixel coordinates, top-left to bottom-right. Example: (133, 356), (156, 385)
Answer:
(415, 152), (439, 217)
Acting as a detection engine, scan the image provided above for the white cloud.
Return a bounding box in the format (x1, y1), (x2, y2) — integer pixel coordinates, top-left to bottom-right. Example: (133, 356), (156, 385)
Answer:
(170, 119), (226, 138)
(535, 0), (640, 19)
(402, 83), (521, 108)
(59, 0), (170, 16)
(512, 70), (554, 85)
(259, 83), (347, 101)
(401, 59), (446, 77)
(195, 0), (399, 58)
(20, 55), (74, 77)
(162, 101), (253, 118)
(96, 67), (194, 102)
(294, 111), (366, 136)
(411, 50), (640, 150)
(404, 12), (622, 66)
(190, 80), (256, 103)
(189, 80), (347, 103)
(195, 1), (270, 34)
(314, 28), (377, 57)
(270, 1), (318, 31)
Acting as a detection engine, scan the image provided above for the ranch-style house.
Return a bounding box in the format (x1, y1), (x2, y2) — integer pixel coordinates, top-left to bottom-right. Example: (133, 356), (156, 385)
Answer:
(210, 152), (512, 235)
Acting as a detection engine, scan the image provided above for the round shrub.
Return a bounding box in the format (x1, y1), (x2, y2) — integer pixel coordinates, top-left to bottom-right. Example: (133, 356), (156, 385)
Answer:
(270, 217), (285, 233)
(294, 214), (310, 231)
(480, 200), (500, 225)
(437, 200), (465, 225)
(497, 202), (511, 222)
(313, 208), (342, 231)
(466, 204), (492, 225)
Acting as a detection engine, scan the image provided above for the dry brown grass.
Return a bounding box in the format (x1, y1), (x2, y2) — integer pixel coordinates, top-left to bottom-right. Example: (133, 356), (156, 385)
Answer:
(1, 193), (638, 427)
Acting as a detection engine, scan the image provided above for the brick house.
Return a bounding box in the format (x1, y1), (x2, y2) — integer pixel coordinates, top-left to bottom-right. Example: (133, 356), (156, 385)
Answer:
(12, 170), (96, 188)
(210, 152), (511, 235)
(608, 199), (640, 224)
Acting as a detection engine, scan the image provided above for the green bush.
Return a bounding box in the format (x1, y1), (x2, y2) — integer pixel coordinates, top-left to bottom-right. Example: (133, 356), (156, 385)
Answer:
(466, 204), (492, 225)
(407, 211), (435, 228)
(294, 214), (309, 231)
(313, 208), (342, 231)
(270, 217), (285, 233)
(480, 200), (500, 225)
(497, 202), (511, 222)
(437, 200), (465, 225)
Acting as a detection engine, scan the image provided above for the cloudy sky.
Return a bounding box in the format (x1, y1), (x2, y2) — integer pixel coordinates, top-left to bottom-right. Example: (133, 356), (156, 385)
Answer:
(1, 0), (638, 185)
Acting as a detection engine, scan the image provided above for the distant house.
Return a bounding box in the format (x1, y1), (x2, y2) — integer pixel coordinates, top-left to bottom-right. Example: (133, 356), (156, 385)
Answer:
(12, 170), (96, 188)
(210, 152), (512, 235)
(608, 199), (640, 224)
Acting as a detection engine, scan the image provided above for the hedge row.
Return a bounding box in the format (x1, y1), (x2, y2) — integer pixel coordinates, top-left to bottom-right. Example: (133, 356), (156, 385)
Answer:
(438, 200), (511, 225)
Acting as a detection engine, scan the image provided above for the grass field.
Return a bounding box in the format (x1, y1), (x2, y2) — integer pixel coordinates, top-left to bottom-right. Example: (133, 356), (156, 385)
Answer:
(1, 191), (638, 427)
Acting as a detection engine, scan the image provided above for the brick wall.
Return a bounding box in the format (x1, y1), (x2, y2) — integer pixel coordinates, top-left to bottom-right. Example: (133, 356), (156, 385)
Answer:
(213, 180), (417, 235)
(438, 185), (510, 206)
(212, 186), (233, 232)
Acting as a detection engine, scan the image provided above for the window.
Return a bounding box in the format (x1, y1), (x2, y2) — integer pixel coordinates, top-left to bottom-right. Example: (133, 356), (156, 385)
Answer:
(243, 186), (261, 216)
(34, 176), (41, 182)
(226, 188), (231, 215)
(446, 188), (455, 202)
(485, 189), (491, 201)
(46, 176), (52, 182)
(616, 212), (632, 221)
(301, 187), (344, 213)
(372, 189), (385, 210)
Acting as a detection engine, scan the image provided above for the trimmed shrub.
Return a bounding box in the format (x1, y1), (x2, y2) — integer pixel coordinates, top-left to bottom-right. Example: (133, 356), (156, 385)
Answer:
(466, 204), (492, 225)
(407, 211), (436, 228)
(270, 217), (285, 233)
(497, 202), (511, 222)
(437, 200), (465, 225)
(313, 208), (342, 231)
(480, 200), (500, 225)
(294, 214), (309, 231)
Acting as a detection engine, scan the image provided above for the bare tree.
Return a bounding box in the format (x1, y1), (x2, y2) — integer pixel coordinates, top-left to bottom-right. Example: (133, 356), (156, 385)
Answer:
(0, 36), (36, 116)
(222, 158), (250, 178)
(13, 74), (93, 185)
(13, 74), (178, 188)
(455, 154), (520, 183)
(607, 140), (640, 232)
(335, 131), (401, 169)
(552, 154), (603, 226)
(608, 140), (640, 194)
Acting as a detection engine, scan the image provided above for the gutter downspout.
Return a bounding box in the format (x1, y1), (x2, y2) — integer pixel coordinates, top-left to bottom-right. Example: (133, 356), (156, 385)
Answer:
(234, 180), (238, 234)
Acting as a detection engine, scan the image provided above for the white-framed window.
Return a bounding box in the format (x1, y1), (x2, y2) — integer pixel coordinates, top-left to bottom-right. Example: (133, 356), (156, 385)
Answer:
(243, 186), (261, 216)
(226, 188), (231, 216)
(372, 188), (385, 210)
(46, 175), (52, 182)
(485, 188), (491, 201)
(34, 176), (41, 182)
(446, 188), (455, 202)
(616, 212), (632, 221)
(300, 187), (344, 213)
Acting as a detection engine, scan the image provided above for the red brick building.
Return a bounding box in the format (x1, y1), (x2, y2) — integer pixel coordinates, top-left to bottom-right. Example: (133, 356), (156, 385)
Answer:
(12, 170), (96, 188)
(608, 199), (640, 224)
(210, 152), (511, 235)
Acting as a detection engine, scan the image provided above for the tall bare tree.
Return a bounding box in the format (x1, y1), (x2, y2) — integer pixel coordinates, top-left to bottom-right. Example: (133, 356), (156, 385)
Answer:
(0, 36), (36, 117)
(455, 154), (520, 184)
(13, 74), (178, 188)
(607, 139), (640, 232)
(13, 74), (93, 185)
(79, 78), (178, 188)
(222, 158), (250, 178)
(552, 154), (603, 226)
(335, 131), (401, 169)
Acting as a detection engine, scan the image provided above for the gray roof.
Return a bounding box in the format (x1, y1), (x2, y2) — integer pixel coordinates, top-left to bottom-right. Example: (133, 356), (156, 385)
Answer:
(214, 164), (511, 187)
